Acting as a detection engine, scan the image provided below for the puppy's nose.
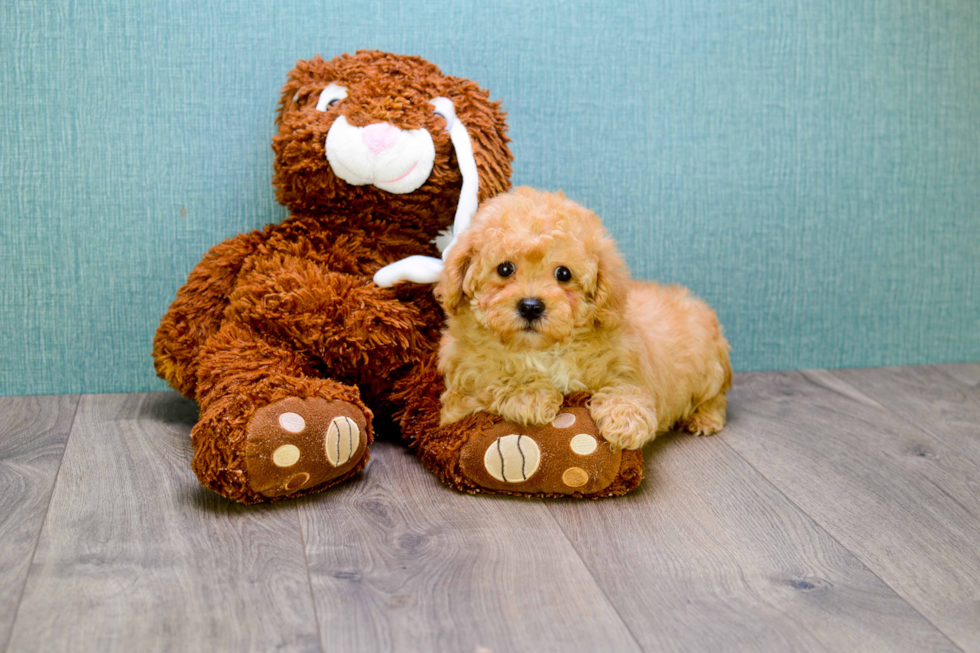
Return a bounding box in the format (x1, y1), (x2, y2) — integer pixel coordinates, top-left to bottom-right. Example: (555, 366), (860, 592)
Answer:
(517, 297), (546, 321)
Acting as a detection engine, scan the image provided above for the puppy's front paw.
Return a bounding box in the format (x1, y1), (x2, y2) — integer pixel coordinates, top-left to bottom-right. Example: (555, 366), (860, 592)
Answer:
(440, 389), (483, 425)
(494, 389), (564, 426)
(589, 393), (658, 450)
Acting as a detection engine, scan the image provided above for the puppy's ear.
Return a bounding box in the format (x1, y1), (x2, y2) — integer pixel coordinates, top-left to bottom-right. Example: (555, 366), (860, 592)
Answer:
(590, 233), (630, 329)
(435, 234), (475, 315)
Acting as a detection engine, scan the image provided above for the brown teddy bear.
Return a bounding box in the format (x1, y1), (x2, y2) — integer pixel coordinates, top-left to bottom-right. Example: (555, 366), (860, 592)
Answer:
(154, 50), (643, 503)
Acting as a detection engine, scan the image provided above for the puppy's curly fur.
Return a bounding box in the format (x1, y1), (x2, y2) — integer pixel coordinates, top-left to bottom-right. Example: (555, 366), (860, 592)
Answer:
(435, 187), (732, 450)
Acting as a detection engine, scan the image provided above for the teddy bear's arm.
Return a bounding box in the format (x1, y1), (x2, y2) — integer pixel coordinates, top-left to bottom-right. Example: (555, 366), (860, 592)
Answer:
(224, 254), (441, 380)
(153, 231), (266, 398)
(373, 255), (444, 287)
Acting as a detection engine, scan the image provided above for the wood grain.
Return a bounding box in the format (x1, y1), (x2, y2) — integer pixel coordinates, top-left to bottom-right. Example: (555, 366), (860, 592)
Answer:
(933, 362), (980, 388)
(547, 430), (956, 652)
(5, 393), (321, 653)
(298, 438), (642, 653)
(0, 395), (78, 652)
(3, 363), (978, 652)
(724, 369), (980, 650)
(830, 365), (980, 465)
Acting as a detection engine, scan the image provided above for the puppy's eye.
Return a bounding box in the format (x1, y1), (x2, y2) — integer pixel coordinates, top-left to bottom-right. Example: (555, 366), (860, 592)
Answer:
(554, 266), (572, 283)
(497, 262), (515, 278)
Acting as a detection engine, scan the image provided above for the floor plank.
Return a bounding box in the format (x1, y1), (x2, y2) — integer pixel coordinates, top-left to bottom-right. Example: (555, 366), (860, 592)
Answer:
(547, 431), (956, 652)
(724, 369), (980, 651)
(5, 393), (322, 653)
(934, 362), (980, 388)
(298, 439), (642, 653)
(3, 363), (977, 652)
(0, 395), (78, 652)
(830, 365), (980, 465)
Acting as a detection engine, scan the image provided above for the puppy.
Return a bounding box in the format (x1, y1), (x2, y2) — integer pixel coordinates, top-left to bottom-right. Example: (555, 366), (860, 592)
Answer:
(434, 187), (731, 450)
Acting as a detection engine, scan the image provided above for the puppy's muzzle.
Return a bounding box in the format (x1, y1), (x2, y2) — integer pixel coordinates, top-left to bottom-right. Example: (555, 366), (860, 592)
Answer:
(517, 297), (546, 322)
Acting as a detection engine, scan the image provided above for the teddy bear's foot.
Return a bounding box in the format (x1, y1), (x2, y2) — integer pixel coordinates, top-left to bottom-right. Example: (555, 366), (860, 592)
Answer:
(394, 357), (644, 498)
(245, 397), (369, 498)
(456, 406), (633, 496)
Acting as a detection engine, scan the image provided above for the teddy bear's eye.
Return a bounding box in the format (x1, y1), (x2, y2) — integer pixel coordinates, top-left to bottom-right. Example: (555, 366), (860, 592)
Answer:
(316, 83), (348, 112)
(497, 262), (515, 278)
(554, 266), (572, 282)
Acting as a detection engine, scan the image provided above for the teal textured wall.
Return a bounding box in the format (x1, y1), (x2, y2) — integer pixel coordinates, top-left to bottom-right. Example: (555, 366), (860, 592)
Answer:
(1, 0), (978, 396)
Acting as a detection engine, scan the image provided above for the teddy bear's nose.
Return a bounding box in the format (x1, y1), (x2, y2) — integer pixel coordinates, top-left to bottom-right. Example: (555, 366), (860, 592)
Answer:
(517, 297), (546, 321)
(361, 122), (400, 155)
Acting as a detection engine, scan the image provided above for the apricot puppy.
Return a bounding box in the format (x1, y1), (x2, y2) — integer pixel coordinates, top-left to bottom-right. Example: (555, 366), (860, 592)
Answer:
(435, 187), (732, 450)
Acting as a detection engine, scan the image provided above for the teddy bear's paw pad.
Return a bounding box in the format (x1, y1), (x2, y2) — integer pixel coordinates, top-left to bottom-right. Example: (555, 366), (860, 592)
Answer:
(483, 434), (541, 483)
(245, 397), (368, 497)
(458, 407), (622, 495)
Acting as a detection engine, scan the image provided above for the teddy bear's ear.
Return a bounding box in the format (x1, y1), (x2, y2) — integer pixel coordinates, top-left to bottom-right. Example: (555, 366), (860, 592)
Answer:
(435, 233), (476, 315)
(443, 77), (514, 202)
(590, 231), (631, 330)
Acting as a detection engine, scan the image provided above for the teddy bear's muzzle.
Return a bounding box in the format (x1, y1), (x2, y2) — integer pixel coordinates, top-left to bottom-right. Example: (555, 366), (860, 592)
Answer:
(325, 116), (436, 194)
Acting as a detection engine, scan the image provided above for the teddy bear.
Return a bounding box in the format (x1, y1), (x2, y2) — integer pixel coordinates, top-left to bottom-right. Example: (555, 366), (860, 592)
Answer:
(153, 50), (644, 503)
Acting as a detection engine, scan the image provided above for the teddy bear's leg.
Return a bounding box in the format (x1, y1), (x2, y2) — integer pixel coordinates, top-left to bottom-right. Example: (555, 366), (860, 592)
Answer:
(153, 232), (266, 400)
(393, 354), (645, 498)
(192, 322), (373, 503)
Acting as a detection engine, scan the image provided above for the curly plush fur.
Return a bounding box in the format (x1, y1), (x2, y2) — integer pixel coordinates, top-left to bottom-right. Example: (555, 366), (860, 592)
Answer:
(155, 52), (646, 503)
(394, 358), (646, 498)
(436, 188), (732, 450)
(154, 51), (512, 502)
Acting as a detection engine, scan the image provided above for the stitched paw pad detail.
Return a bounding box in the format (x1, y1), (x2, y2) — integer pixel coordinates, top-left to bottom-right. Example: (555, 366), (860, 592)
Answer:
(324, 416), (360, 466)
(483, 434), (541, 482)
(245, 398), (368, 497)
(461, 407), (622, 495)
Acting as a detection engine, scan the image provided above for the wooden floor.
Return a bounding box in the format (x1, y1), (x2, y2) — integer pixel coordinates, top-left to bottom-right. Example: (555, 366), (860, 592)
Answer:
(1, 364), (979, 652)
